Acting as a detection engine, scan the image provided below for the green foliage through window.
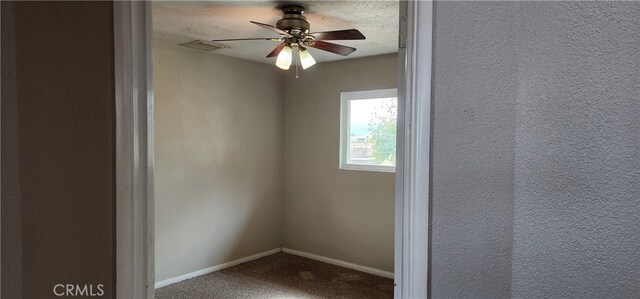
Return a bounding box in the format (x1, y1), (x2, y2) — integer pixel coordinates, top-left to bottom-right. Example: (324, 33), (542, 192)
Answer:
(367, 101), (397, 165)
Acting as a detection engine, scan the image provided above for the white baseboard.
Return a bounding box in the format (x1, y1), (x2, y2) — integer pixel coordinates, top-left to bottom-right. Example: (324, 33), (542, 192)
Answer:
(155, 247), (282, 289)
(281, 247), (394, 279)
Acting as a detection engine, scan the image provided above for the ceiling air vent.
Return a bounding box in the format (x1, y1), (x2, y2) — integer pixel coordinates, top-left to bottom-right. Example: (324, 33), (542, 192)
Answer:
(178, 40), (228, 51)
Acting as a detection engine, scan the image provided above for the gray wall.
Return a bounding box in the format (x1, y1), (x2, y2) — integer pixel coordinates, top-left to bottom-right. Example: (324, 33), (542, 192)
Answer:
(283, 54), (397, 272)
(432, 1), (640, 298)
(511, 2), (640, 298)
(431, 2), (518, 298)
(153, 43), (284, 282)
(1, 2), (116, 298)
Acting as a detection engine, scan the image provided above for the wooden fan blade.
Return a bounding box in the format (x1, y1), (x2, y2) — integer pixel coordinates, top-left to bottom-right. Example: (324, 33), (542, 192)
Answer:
(307, 40), (356, 56)
(267, 43), (286, 58)
(210, 37), (280, 42)
(250, 21), (290, 36)
(309, 29), (366, 40)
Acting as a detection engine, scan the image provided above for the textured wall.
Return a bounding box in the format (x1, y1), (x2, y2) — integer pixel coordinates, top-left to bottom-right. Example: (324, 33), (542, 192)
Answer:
(282, 54), (397, 272)
(7, 2), (116, 298)
(153, 43), (284, 282)
(1, 2), (23, 298)
(432, 1), (640, 298)
(431, 2), (518, 298)
(512, 2), (640, 298)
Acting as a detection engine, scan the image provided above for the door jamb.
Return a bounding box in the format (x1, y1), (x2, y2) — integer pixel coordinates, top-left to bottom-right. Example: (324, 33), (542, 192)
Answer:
(114, 1), (154, 298)
(394, 1), (433, 298)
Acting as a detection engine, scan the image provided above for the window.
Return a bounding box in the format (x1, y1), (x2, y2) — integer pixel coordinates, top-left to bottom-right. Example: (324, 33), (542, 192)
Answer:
(340, 88), (398, 172)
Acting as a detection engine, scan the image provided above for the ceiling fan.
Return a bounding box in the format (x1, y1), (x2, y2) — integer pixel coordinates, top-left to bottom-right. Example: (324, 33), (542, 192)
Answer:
(209, 5), (366, 71)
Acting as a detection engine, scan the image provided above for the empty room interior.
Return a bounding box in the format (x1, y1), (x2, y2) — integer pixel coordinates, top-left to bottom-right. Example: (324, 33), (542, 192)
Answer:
(5, 1), (640, 298)
(152, 1), (398, 297)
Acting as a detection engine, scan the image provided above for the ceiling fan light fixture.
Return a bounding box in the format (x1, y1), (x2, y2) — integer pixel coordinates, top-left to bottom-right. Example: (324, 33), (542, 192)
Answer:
(206, 4), (366, 74)
(299, 49), (316, 70)
(276, 45), (293, 70)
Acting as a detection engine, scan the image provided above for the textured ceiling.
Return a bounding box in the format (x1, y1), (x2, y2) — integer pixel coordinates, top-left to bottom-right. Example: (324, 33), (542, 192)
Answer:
(152, 1), (399, 64)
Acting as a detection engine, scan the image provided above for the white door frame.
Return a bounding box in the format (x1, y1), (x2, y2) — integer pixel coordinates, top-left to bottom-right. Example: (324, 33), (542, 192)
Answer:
(113, 1), (433, 298)
(114, 1), (154, 298)
(394, 1), (432, 298)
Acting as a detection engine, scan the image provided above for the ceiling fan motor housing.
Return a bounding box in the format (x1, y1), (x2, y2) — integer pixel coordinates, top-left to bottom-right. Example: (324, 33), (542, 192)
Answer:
(276, 5), (310, 36)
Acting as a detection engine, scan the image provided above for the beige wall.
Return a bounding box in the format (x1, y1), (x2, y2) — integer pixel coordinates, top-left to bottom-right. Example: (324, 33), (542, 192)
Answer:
(153, 43), (284, 281)
(1, 2), (116, 298)
(282, 54), (397, 272)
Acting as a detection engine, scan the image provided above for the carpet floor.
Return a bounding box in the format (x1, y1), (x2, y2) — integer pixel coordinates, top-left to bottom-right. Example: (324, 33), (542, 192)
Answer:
(155, 252), (394, 299)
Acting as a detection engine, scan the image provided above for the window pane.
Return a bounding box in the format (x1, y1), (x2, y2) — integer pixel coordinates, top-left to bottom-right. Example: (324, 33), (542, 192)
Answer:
(348, 97), (397, 166)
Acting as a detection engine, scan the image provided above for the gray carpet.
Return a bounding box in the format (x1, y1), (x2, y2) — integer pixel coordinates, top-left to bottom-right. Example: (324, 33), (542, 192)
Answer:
(155, 252), (394, 298)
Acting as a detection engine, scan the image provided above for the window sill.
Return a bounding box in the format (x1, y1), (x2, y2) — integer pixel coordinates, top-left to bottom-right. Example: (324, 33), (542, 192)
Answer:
(339, 164), (396, 173)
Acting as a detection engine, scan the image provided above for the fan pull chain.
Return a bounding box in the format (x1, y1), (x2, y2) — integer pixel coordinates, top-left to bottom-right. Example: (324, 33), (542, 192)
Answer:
(295, 47), (300, 79)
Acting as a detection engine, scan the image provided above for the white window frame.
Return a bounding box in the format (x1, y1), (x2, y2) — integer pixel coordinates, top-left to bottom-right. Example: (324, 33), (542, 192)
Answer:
(339, 88), (398, 173)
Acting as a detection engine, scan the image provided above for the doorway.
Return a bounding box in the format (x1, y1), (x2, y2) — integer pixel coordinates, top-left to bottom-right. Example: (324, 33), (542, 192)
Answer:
(114, 1), (432, 298)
